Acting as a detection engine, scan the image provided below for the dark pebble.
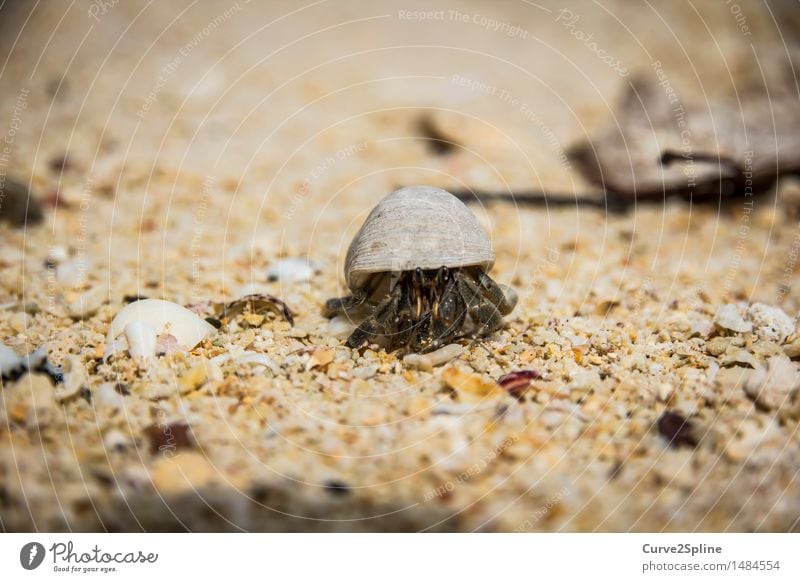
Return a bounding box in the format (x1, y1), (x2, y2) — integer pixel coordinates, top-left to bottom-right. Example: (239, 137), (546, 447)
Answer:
(0, 178), (43, 226)
(123, 294), (148, 303)
(323, 480), (351, 496)
(657, 411), (696, 449)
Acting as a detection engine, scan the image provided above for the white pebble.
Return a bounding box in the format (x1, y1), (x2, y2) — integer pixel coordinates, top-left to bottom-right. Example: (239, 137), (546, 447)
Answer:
(745, 356), (800, 410)
(404, 343), (464, 370)
(46, 245), (68, 265)
(56, 355), (88, 402)
(721, 348), (760, 369)
(714, 304), (752, 334)
(0, 342), (24, 377)
(267, 258), (315, 284)
(234, 351), (280, 374)
(746, 303), (795, 343)
(328, 315), (356, 340)
(354, 365), (378, 379)
(94, 382), (127, 410)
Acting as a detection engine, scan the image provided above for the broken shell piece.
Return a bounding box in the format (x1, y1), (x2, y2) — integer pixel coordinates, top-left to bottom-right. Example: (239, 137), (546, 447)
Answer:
(746, 303), (795, 343)
(306, 347), (334, 371)
(267, 258), (316, 284)
(124, 321), (158, 359)
(328, 315), (356, 340)
(56, 355), (88, 402)
(714, 304), (753, 334)
(155, 334), (180, 356)
(0, 342), (25, 380)
(720, 348), (760, 369)
(688, 318), (715, 339)
(404, 343), (464, 370)
(234, 352), (280, 374)
(218, 294), (294, 325)
(65, 285), (108, 320)
(106, 299), (215, 358)
(1, 344), (61, 382)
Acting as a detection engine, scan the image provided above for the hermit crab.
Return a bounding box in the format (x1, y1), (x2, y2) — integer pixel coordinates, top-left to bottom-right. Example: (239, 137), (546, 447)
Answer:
(324, 185), (517, 353)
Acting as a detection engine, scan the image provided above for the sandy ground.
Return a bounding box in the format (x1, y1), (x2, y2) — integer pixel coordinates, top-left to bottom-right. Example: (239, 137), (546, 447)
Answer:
(1, 0), (799, 531)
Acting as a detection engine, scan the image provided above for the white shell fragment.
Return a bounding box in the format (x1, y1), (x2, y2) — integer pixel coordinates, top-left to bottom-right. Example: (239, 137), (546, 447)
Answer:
(404, 343), (464, 370)
(234, 351), (280, 374)
(1, 344), (61, 380)
(106, 299), (215, 358)
(714, 304), (752, 334)
(327, 315), (356, 339)
(345, 186), (495, 289)
(746, 303), (796, 343)
(0, 342), (24, 378)
(124, 321), (158, 359)
(56, 356), (88, 402)
(267, 258), (316, 284)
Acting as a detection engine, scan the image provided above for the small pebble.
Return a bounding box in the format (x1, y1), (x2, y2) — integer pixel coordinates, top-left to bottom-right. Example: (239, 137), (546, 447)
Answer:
(55, 356), (88, 403)
(720, 348), (759, 369)
(746, 303), (795, 343)
(9, 312), (30, 333)
(744, 356), (800, 411)
(714, 304), (752, 334)
(657, 411), (696, 449)
(328, 315), (356, 340)
(403, 343), (464, 370)
(0, 343), (24, 380)
(267, 258), (316, 284)
(0, 178), (44, 226)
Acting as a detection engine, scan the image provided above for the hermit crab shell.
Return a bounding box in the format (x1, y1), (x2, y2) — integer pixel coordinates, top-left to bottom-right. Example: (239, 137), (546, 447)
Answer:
(345, 186), (495, 289)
